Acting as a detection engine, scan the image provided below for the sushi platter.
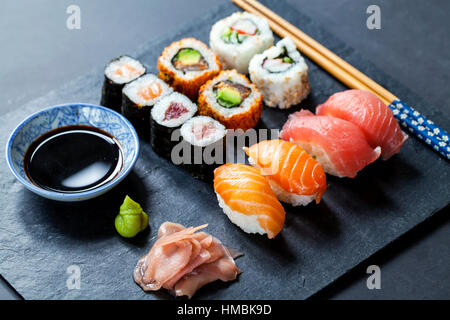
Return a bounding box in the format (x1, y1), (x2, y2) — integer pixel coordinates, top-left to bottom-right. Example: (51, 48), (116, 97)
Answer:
(0, 0), (449, 299)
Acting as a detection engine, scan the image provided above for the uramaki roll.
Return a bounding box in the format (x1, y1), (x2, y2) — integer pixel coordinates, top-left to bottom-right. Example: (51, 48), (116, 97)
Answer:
(249, 37), (310, 109)
(197, 70), (263, 131)
(157, 38), (221, 101)
(209, 12), (274, 74)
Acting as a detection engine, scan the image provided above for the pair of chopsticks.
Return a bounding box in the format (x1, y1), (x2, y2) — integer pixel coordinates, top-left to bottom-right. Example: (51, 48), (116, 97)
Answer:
(233, 0), (449, 159)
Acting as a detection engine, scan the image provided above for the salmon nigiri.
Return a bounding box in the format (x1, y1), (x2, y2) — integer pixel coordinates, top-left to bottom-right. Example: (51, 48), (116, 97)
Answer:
(214, 164), (286, 239)
(280, 110), (381, 178)
(244, 139), (327, 206)
(316, 89), (408, 160)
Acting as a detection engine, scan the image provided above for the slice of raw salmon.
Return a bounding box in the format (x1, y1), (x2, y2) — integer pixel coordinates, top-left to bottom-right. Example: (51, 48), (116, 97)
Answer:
(244, 139), (327, 205)
(214, 164), (286, 238)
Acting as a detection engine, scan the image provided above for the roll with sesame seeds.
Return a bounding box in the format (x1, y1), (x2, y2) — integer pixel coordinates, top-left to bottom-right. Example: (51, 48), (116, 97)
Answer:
(249, 37), (310, 109)
(210, 12), (274, 74)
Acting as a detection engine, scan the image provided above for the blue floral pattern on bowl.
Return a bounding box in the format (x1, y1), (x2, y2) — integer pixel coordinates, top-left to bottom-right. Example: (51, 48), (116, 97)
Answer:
(5, 103), (140, 201)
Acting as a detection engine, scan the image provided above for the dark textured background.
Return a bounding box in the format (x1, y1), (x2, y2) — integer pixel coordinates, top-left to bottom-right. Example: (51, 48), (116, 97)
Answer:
(0, 0), (449, 299)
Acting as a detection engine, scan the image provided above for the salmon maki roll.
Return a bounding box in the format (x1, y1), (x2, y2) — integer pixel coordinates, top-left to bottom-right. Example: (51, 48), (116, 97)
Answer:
(244, 140), (326, 206)
(214, 164), (285, 239)
(316, 90), (408, 160)
(280, 110), (381, 178)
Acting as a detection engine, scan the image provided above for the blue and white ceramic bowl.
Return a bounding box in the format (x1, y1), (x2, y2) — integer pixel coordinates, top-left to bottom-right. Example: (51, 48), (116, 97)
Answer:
(5, 103), (140, 201)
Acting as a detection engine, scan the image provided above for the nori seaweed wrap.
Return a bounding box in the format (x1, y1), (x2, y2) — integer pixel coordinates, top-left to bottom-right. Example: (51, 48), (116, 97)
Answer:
(122, 74), (172, 140)
(100, 56), (145, 112)
(176, 116), (227, 181)
(150, 92), (197, 159)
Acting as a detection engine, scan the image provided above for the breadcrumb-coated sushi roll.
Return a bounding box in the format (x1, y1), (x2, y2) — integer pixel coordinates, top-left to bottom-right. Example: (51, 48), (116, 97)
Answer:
(210, 12), (274, 74)
(178, 116), (227, 180)
(244, 139), (327, 206)
(249, 37), (310, 109)
(198, 70), (263, 130)
(158, 38), (221, 101)
(214, 164), (286, 239)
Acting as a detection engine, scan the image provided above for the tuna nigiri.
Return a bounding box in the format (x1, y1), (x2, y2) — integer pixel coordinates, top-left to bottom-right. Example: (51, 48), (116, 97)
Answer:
(214, 164), (286, 239)
(280, 110), (381, 178)
(244, 139), (327, 206)
(316, 89), (408, 160)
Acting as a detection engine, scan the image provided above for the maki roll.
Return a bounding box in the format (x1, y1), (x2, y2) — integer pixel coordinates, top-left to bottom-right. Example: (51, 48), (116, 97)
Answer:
(249, 37), (310, 109)
(198, 70), (263, 131)
(178, 116), (227, 180)
(122, 74), (172, 140)
(210, 12), (273, 74)
(158, 38), (222, 101)
(101, 56), (146, 112)
(150, 92), (197, 159)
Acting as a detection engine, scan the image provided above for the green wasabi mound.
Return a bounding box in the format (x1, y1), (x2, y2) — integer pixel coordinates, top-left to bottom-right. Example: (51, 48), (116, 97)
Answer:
(115, 195), (149, 238)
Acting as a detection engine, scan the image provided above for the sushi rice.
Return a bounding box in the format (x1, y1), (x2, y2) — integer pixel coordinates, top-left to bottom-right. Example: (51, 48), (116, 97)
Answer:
(150, 92), (197, 158)
(210, 12), (274, 74)
(104, 56), (146, 84)
(122, 74), (172, 108)
(180, 116), (226, 148)
(122, 73), (173, 139)
(216, 193), (267, 236)
(158, 38), (221, 100)
(198, 70), (263, 130)
(249, 37), (310, 109)
(213, 164), (286, 239)
(101, 55), (146, 112)
(151, 92), (197, 128)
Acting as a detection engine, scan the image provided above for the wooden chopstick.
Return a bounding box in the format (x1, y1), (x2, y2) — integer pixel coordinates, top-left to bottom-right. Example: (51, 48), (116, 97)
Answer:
(239, 5), (390, 105)
(232, 0), (450, 159)
(235, 0), (396, 104)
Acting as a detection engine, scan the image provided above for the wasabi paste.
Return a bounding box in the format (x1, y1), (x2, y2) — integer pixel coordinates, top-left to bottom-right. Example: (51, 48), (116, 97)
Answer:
(115, 195), (148, 238)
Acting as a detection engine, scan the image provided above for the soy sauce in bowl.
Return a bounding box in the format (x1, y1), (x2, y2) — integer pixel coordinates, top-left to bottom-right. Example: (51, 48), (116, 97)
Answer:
(24, 125), (123, 193)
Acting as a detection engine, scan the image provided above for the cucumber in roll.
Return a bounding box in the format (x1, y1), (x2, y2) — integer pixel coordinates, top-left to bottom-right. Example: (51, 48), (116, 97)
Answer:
(249, 37), (310, 109)
(210, 12), (273, 74)
(198, 70), (263, 131)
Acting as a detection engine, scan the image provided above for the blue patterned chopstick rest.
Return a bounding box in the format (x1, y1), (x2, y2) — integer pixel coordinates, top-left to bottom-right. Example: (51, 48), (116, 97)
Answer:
(389, 100), (449, 159)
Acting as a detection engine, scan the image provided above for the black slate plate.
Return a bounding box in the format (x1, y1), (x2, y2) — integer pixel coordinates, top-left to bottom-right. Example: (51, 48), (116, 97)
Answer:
(0, 0), (448, 300)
